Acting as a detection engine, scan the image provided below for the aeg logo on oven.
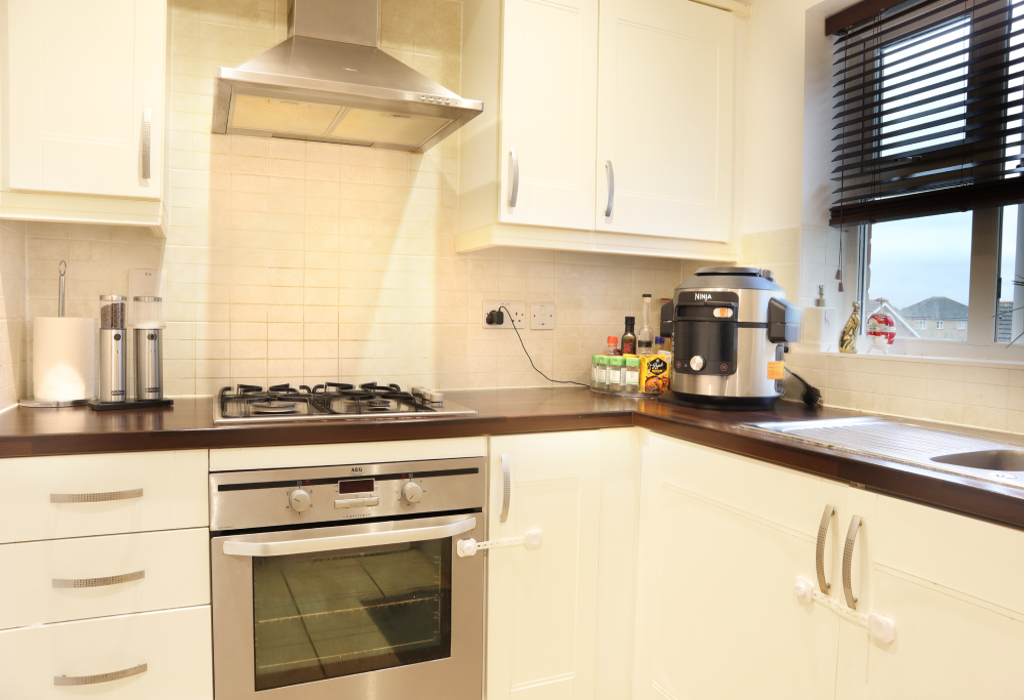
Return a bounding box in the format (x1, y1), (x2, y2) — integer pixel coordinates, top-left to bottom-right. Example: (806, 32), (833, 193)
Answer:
(350, 466), (364, 473)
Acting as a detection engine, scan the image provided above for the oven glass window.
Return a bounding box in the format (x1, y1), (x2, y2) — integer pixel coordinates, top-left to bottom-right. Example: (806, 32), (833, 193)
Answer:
(252, 537), (453, 691)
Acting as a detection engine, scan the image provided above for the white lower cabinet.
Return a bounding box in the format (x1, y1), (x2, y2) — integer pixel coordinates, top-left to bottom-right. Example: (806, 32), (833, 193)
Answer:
(0, 528), (210, 629)
(0, 605), (212, 700)
(633, 430), (1024, 700)
(633, 431), (842, 700)
(846, 494), (1024, 700)
(486, 428), (640, 700)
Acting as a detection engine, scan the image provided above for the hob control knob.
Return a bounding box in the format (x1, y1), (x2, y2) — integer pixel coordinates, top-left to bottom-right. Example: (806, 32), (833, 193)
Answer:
(402, 482), (423, 503)
(689, 355), (705, 371)
(289, 489), (311, 512)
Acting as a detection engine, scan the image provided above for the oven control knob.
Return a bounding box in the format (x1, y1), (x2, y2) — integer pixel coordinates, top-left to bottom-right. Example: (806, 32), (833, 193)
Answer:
(689, 355), (705, 371)
(289, 489), (311, 512)
(401, 482), (423, 503)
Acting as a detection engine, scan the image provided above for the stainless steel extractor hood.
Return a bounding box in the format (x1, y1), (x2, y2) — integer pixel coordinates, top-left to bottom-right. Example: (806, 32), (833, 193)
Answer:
(212, 0), (482, 153)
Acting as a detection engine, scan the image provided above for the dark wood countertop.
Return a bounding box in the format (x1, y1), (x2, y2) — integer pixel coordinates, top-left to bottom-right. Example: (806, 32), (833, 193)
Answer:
(1, 388), (1022, 530)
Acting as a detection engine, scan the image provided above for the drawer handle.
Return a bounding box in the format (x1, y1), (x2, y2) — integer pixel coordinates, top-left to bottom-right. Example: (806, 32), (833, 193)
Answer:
(54, 662), (147, 686)
(843, 515), (863, 610)
(815, 504), (834, 593)
(53, 569), (145, 589)
(50, 488), (143, 504)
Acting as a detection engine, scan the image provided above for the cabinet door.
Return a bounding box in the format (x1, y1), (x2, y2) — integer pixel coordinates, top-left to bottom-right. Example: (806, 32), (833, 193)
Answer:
(6, 0), (165, 198)
(596, 0), (733, 241)
(847, 495), (1024, 700)
(632, 432), (840, 700)
(499, 0), (598, 230)
(487, 431), (602, 700)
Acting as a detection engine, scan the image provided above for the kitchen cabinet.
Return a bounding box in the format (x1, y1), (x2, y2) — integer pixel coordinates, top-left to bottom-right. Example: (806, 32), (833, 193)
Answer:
(595, 0), (734, 242)
(839, 493), (1024, 700)
(635, 430), (1024, 700)
(0, 0), (168, 235)
(0, 606), (212, 700)
(632, 431), (842, 700)
(458, 0), (736, 260)
(486, 428), (639, 700)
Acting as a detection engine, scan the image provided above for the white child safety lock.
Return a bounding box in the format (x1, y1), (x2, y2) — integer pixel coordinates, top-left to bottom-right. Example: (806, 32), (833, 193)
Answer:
(793, 576), (896, 644)
(457, 530), (543, 558)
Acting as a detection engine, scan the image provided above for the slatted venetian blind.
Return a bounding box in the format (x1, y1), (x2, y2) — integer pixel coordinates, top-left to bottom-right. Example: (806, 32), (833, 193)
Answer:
(828, 0), (1024, 226)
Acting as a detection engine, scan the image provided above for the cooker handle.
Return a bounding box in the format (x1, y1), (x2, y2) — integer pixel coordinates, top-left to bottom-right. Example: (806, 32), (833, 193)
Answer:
(222, 517), (478, 558)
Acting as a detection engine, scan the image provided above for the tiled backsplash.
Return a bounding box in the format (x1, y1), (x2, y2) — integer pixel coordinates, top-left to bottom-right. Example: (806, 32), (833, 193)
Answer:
(0, 0), (699, 408)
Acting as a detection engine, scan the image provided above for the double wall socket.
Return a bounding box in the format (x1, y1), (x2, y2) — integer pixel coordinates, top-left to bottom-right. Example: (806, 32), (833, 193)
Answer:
(482, 300), (526, 329)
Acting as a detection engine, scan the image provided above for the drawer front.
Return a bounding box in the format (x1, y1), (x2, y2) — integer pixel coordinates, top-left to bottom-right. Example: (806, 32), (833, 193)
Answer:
(0, 528), (210, 630)
(0, 450), (208, 543)
(0, 606), (212, 700)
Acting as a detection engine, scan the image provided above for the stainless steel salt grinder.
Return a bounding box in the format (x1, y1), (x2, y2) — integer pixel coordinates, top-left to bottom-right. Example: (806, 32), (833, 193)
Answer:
(99, 295), (128, 402)
(131, 296), (164, 401)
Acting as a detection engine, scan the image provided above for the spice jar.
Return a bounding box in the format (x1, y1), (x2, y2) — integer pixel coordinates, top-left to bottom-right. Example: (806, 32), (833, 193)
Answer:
(608, 356), (625, 392)
(624, 357), (640, 393)
(596, 356), (609, 392)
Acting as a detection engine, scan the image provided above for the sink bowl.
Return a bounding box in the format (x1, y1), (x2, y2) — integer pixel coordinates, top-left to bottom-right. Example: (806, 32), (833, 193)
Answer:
(930, 450), (1024, 472)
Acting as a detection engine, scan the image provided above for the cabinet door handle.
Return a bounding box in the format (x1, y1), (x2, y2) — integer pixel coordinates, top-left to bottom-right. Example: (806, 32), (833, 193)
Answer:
(815, 504), (834, 593)
(508, 147), (519, 209)
(842, 515), (862, 610)
(604, 160), (615, 217)
(50, 488), (143, 504)
(141, 107), (152, 179)
(53, 570), (145, 589)
(499, 453), (511, 523)
(54, 663), (147, 686)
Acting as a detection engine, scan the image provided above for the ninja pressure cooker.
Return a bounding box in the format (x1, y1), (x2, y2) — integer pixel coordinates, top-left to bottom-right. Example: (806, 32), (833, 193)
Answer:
(663, 266), (801, 409)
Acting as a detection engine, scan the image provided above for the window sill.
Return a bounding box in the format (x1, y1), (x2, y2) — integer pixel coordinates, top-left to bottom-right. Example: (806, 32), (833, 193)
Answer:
(790, 340), (1024, 369)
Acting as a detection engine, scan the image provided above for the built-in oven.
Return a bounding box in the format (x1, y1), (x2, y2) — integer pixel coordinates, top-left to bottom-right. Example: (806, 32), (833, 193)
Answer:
(209, 457), (485, 700)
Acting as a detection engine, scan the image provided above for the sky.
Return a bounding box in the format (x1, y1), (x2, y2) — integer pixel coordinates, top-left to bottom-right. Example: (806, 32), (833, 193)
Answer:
(866, 207), (1020, 312)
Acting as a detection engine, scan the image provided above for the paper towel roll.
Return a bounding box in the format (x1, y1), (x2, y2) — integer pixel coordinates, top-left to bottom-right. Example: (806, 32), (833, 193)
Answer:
(33, 317), (96, 401)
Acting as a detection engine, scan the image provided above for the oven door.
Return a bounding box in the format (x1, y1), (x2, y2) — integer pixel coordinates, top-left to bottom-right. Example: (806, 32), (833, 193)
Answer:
(211, 514), (484, 700)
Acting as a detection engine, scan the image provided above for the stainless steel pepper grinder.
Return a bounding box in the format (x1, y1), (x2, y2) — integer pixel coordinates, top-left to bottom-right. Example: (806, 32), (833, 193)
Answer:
(131, 296), (164, 401)
(98, 295), (127, 402)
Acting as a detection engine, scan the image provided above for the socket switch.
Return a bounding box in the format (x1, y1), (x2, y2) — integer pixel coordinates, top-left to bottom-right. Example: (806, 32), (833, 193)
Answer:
(530, 303), (555, 330)
(483, 300), (526, 329)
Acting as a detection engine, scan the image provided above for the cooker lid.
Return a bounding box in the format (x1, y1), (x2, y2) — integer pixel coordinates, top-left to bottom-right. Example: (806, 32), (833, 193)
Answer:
(679, 265), (783, 292)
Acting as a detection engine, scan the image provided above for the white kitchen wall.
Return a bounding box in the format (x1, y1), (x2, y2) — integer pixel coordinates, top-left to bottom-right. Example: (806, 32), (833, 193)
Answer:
(2, 0), (699, 403)
(0, 221), (26, 409)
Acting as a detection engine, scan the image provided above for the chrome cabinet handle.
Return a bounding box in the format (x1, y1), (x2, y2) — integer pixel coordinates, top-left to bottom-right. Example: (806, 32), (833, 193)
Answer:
(224, 516), (477, 558)
(54, 663), (147, 686)
(53, 570), (145, 589)
(508, 147), (519, 208)
(816, 504), (834, 593)
(604, 160), (615, 217)
(500, 453), (511, 524)
(141, 107), (152, 179)
(843, 515), (863, 610)
(50, 488), (143, 504)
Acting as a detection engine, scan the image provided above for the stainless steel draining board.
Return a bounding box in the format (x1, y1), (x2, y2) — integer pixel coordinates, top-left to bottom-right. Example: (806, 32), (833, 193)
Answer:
(742, 417), (1024, 489)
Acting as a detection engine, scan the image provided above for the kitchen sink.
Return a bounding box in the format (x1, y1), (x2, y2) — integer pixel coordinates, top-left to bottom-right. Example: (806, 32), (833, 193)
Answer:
(931, 450), (1024, 472)
(742, 417), (1024, 489)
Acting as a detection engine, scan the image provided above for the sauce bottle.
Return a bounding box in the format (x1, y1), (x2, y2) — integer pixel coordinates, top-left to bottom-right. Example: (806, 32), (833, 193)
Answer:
(621, 317), (636, 355)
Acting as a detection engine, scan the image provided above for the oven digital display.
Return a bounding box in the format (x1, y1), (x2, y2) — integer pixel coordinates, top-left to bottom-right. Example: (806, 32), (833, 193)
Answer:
(338, 479), (374, 494)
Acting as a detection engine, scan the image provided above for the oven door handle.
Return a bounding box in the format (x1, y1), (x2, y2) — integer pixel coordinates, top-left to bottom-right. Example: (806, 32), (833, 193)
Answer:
(222, 516), (478, 558)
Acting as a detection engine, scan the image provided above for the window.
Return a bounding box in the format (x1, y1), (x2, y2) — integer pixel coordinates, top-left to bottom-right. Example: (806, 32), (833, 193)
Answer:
(828, 0), (1024, 352)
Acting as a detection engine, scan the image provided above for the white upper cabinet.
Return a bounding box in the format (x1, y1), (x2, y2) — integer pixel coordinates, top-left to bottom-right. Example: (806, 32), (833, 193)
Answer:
(596, 0), (734, 242)
(459, 0), (737, 259)
(0, 0), (167, 234)
(498, 0), (598, 231)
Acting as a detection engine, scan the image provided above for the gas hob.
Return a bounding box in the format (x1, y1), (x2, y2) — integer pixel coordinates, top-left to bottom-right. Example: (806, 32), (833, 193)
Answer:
(213, 381), (477, 424)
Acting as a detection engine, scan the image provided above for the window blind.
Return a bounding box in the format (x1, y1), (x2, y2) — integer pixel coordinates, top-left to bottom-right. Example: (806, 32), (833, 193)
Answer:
(828, 0), (1024, 226)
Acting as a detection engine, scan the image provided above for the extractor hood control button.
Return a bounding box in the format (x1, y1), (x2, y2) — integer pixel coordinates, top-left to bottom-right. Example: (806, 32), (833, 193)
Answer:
(689, 355), (705, 371)
(289, 489), (311, 512)
(402, 482), (423, 503)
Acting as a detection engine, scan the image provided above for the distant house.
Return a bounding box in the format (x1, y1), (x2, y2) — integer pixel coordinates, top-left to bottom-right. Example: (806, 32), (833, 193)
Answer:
(900, 296), (969, 340)
(998, 300), (1013, 344)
